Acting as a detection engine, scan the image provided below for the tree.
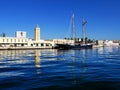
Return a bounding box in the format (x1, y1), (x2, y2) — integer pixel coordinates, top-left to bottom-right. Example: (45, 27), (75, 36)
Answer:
(68, 38), (70, 40)
(81, 38), (83, 43)
(88, 39), (93, 43)
(96, 40), (98, 45)
(88, 39), (91, 43)
(3, 33), (6, 37)
(85, 37), (88, 44)
(77, 38), (80, 41)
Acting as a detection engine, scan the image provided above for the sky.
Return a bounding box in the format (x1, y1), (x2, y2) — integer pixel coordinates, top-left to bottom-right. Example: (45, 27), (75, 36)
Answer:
(0, 0), (120, 40)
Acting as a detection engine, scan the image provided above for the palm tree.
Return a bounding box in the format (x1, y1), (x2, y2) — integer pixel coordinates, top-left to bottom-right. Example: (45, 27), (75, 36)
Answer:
(81, 38), (83, 43)
(96, 40), (98, 45)
(68, 38), (70, 40)
(85, 37), (88, 44)
(2, 33), (6, 37)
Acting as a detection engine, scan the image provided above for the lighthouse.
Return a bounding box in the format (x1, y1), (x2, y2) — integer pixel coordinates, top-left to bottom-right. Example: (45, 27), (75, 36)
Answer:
(34, 24), (40, 41)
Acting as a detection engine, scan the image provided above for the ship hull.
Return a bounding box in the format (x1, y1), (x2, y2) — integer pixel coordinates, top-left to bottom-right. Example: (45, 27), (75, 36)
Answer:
(54, 44), (93, 50)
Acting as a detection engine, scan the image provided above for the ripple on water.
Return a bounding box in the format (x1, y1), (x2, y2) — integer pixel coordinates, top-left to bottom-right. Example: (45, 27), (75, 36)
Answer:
(0, 48), (120, 90)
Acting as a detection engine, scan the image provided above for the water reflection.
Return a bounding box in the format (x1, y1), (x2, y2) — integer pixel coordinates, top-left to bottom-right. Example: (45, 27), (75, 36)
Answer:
(0, 50), (29, 60)
(34, 50), (41, 68)
(70, 50), (77, 85)
(97, 47), (104, 54)
(80, 50), (87, 73)
(0, 48), (120, 89)
(80, 50), (87, 81)
(67, 50), (88, 85)
(97, 47), (120, 55)
(81, 49), (86, 62)
(0, 50), (30, 65)
(34, 50), (41, 75)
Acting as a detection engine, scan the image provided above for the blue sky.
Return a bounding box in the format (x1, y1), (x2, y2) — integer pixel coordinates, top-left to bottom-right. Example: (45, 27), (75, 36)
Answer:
(0, 0), (120, 40)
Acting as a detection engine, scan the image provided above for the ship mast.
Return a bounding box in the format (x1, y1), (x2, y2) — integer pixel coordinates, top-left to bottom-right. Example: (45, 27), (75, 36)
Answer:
(72, 13), (76, 40)
(82, 18), (87, 44)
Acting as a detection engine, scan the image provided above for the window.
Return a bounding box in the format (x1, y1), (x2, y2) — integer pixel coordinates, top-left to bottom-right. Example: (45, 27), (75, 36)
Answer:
(36, 44), (38, 46)
(7, 39), (8, 42)
(14, 44), (17, 47)
(21, 32), (23, 36)
(11, 39), (12, 42)
(21, 44), (24, 47)
(3, 39), (4, 42)
(25, 40), (27, 42)
(46, 43), (49, 46)
(41, 43), (44, 46)
(15, 39), (16, 42)
(31, 44), (33, 46)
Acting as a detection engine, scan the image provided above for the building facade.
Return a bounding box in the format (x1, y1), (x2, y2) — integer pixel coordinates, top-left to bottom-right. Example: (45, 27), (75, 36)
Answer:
(16, 31), (26, 38)
(0, 37), (29, 47)
(0, 25), (53, 49)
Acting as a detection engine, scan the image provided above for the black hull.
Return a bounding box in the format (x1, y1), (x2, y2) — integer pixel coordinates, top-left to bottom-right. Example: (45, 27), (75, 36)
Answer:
(54, 44), (72, 49)
(54, 44), (93, 50)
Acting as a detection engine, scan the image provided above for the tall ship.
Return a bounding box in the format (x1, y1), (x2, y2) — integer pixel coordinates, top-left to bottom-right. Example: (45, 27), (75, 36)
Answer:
(55, 14), (93, 49)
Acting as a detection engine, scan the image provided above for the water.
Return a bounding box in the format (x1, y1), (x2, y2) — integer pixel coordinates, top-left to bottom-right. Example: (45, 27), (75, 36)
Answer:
(0, 47), (120, 90)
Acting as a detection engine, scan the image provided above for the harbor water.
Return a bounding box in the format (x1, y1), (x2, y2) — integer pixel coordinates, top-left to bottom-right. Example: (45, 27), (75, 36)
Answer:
(0, 47), (120, 90)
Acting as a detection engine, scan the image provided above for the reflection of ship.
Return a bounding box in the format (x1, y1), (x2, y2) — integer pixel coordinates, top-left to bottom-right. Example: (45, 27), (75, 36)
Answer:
(55, 14), (93, 50)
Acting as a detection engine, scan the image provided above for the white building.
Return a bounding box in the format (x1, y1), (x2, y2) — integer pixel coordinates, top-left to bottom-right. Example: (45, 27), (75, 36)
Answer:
(0, 37), (29, 47)
(104, 40), (119, 47)
(53, 39), (74, 44)
(16, 31), (26, 38)
(0, 25), (53, 49)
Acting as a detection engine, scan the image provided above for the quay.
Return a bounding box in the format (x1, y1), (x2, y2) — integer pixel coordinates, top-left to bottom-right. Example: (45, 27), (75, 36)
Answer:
(93, 45), (103, 48)
(0, 25), (119, 50)
(0, 46), (53, 50)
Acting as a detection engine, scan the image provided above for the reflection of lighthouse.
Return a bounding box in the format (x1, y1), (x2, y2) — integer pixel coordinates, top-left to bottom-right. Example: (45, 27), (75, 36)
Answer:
(35, 50), (41, 68)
